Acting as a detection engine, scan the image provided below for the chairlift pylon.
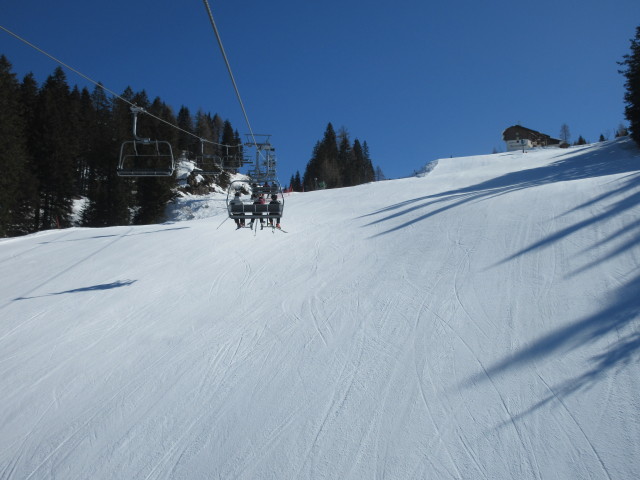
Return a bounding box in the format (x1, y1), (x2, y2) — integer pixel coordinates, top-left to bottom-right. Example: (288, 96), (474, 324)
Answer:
(245, 134), (278, 184)
(117, 106), (175, 177)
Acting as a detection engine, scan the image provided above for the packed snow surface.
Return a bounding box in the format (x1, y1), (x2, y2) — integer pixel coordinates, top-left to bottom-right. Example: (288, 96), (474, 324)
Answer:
(1, 139), (640, 479)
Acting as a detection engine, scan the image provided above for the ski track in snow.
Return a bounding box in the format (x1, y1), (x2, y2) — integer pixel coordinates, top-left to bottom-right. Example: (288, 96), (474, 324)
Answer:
(1, 139), (640, 479)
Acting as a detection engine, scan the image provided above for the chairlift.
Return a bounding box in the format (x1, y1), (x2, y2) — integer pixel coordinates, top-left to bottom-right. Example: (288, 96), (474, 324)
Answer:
(195, 141), (251, 175)
(226, 179), (284, 222)
(194, 139), (223, 175)
(117, 106), (175, 177)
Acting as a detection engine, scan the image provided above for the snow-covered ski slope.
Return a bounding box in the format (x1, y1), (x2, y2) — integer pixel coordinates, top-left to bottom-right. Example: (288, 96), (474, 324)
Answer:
(1, 138), (640, 480)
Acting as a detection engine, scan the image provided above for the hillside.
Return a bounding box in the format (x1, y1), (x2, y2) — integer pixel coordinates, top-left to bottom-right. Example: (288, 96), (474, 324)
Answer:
(1, 138), (639, 479)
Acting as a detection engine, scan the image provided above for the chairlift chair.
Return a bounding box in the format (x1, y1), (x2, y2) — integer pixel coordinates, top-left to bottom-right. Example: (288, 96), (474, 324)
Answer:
(226, 179), (284, 221)
(117, 106), (175, 177)
(194, 139), (223, 175)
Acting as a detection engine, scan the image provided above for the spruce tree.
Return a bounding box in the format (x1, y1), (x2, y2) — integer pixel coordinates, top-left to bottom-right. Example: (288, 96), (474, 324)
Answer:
(15, 73), (40, 234)
(619, 26), (640, 146)
(0, 56), (29, 236)
(303, 141), (322, 190)
(195, 110), (214, 144)
(352, 138), (365, 185)
(177, 105), (195, 158)
(82, 85), (132, 227)
(33, 67), (76, 229)
(294, 171), (302, 191)
(337, 127), (352, 187)
(211, 114), (224, 151)
(303, 123), (339, 189)
(320, 123), (339, 188)
(362, 141), (375, 183)
(220, 120), (239, 171)
(73, 87), (95, 197)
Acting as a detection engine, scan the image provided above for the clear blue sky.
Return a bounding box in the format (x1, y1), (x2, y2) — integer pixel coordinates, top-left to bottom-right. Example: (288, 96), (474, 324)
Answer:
(2, 0), (639, 183)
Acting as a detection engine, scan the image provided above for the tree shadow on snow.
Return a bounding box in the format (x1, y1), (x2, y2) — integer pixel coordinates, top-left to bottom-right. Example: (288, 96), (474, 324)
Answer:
(474, 149), (640, 422)
(13, 279), (137, 301)
(362, 139), (640, 239)
(466, 272), (640, 385)
(37, 226), (190, 244)
(495, 172), (640, 269)
(373, 139), (640, 424)
(463, 243), (640, 424)
(488, 272), (640, 427)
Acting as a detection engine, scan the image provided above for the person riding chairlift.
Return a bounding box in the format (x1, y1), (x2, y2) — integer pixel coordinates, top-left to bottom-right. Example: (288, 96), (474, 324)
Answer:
(230, 191), (245, 229)
(250, 193), (266, 229)
(268, 194), (281, 229)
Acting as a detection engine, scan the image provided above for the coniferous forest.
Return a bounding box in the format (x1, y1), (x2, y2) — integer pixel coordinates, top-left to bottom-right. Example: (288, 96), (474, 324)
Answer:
(0, 55), (382, 238)
(0, 55), (242, 238)
(296, 123), (375, 192)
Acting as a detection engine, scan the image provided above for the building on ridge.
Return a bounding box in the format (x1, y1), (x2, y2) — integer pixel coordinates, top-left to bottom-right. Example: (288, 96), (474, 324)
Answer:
(502, 125), (562, 151)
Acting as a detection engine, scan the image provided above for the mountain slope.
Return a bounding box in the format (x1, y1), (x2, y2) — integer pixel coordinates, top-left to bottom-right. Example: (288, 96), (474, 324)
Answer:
(1, 139), (639, 479)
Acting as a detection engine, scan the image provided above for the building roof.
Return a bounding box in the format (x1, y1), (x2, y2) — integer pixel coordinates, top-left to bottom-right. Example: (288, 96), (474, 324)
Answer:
(502, 125), (561, 144)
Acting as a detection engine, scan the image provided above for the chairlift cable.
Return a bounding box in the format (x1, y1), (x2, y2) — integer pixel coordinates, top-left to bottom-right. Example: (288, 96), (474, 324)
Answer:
(0, 24), (235, 149)
(201, 0), (261, 154)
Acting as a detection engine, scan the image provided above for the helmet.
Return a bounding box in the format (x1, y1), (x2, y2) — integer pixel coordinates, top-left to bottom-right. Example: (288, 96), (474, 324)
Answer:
(271, 194), (278, 200)
(234, 192), (240, 197)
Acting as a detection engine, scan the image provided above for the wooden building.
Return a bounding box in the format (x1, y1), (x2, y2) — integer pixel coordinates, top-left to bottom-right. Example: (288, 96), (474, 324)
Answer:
(502, 125), (561, 151)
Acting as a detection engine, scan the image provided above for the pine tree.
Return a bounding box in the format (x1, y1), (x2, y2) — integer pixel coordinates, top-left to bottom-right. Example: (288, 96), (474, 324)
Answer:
(294, 171), (302, 191)
(361, 141), (375, 183)
(619, 26), (640, 146)
(220, 120), (240, 171)
(33, 67), (76, 229)
(64, 85), (96, 200)
(320, 123), (339, 187)
(337, 127), (353, 187)
(303, 141), (322, 191)
(15, 73), (40, 234)
(195, 109), (214, 156)
(0, 56), (29, 236)
(177, 106), (195, 158)
(82, 85), (132, 227)
(303, 123), (339, 189)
